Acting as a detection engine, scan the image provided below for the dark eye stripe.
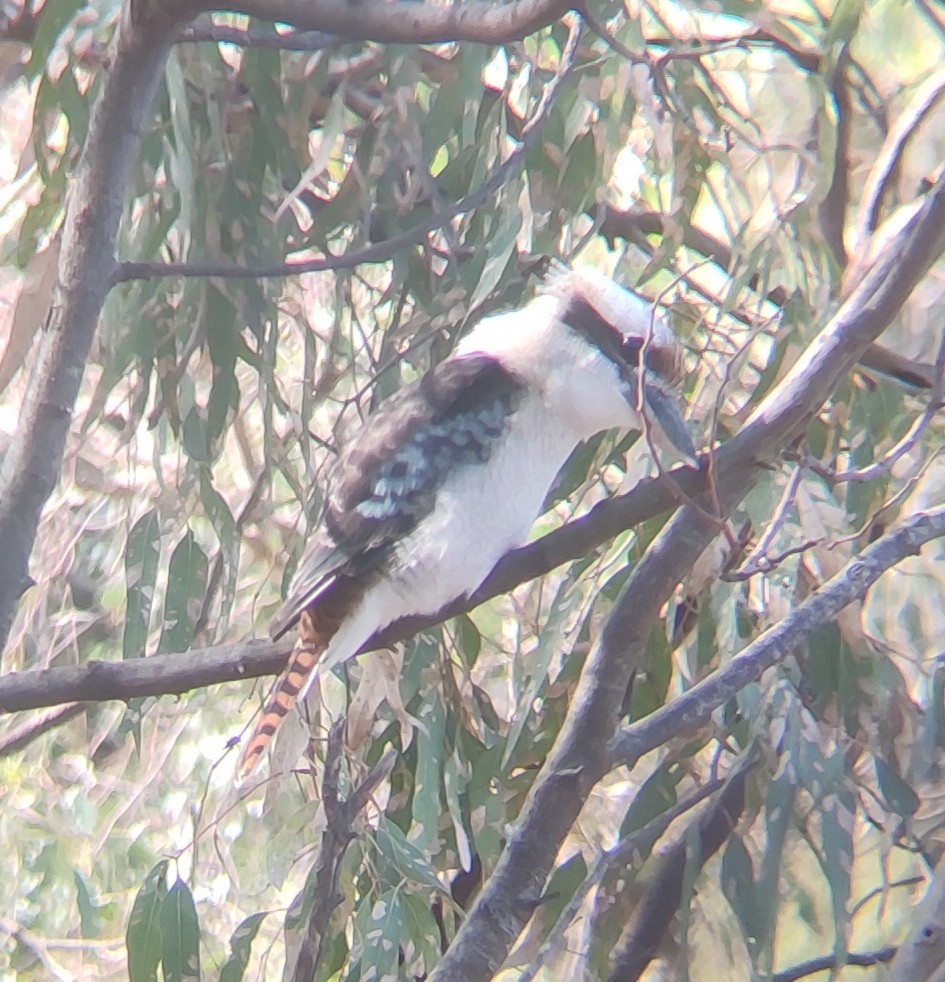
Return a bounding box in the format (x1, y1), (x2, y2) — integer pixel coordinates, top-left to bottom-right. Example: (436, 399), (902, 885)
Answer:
(561, 295), (678, 382)
(561, 296), (631, 368)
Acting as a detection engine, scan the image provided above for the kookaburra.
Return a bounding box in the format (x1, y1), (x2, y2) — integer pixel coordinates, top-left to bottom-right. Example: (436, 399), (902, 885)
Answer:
(238, 265), (696, 779)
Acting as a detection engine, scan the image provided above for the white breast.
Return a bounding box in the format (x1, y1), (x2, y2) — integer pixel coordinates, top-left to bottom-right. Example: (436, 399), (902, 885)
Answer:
(374, 397), (580, 617)
(312, 397), (583, 679)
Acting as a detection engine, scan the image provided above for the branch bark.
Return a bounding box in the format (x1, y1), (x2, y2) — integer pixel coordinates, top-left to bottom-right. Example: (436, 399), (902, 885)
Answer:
(0, 0), (182, 652)
(610, 503), (945, 765)
(0, 702), (87, 756)
(286, 723), (397, 982)
(607, 765), (749, 982)
(0, 457), (700, 714)
(218, 0), (571, 43)
(771, 947), (896, 982)
(887, 851), (945, 981)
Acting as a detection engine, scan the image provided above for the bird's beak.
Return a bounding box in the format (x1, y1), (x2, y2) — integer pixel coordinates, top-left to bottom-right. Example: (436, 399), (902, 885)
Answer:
(643, 382), (699, 465)
(621, 373), (699, 466)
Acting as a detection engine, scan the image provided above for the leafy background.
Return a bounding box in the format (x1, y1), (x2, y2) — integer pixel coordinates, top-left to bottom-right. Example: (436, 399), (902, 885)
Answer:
(2, 0), (945, 979)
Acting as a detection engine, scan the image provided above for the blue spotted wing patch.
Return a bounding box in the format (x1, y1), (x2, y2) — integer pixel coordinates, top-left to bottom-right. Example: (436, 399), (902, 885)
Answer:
(325, 355), (524, 555)
(271, 355), (524, 637)
(352, 399), (514, 523)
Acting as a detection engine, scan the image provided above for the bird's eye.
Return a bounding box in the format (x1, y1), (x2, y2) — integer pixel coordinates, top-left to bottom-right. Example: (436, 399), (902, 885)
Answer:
(620, 335), (644, 366)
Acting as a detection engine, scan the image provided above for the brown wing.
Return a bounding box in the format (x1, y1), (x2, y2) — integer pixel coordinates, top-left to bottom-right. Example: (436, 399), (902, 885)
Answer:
(268, 355), (524, 640)
(267, 531), (358, 641)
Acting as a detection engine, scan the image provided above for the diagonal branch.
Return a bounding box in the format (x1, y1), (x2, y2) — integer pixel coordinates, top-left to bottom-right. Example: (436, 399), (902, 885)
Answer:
(772, 947), (896, 982)
(4, 183), (945, 734)
(609, 503), (945, 768)
(0, 0), (184, 654)
(517, 771), (731, 982)
(0, 703), (87, 756)
(854, 64), (945, 245)
(607, 763), (750, 981)
(598, 203), (937, 390)
(0, 457), (697, 715)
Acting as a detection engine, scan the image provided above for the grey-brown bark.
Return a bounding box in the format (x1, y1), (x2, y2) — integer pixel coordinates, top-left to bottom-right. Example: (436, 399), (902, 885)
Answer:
(0, 0), (180, 650)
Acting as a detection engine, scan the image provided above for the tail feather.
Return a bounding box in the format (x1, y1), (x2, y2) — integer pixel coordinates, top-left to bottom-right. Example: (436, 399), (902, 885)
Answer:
(237, 639), (324, 781)
(237, 579), (377, 783)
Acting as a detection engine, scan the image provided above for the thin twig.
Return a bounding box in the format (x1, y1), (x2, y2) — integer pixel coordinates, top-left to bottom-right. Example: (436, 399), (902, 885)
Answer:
(723, 538), (822, 583)
(575, 1), (646, 65)
(635, 259), (728, 535)
(808, 328), (945, 485)
(855, 64), (945, 245)
(599, 203), (937, 390)
(771, 947), (896, 982)
(611, 504), (945, 770)
(724, 466), (811, 581)
(820, 45), (851, 268)
(0, 918), (73, 982)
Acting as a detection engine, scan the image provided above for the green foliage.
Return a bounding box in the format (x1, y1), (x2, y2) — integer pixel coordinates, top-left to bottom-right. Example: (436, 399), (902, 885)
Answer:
(123, 509), (161, 660)
(3, 1), (945, 979)
(159, 881), (201, 982)
(126, 862), (169, 982)
(219, 913), (269, 982)
(125, 866), (203, 982)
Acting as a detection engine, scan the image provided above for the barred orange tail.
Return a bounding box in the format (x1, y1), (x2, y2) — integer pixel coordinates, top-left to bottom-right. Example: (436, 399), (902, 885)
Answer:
(237, 638), (323, 781)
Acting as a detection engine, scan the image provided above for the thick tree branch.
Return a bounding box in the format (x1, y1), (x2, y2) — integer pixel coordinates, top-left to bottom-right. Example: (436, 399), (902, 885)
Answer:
(217, 0), (571, 43)
(0, 459), (698, 715)
(0, 0), (183, 653)
(3, 182), (945, 718)
(0, 638), (290, 713)
(113, 17), (578, 286)
(610, 503), (945, 763)
(427, 175), (945, 982)
(607, 765), (749, 982)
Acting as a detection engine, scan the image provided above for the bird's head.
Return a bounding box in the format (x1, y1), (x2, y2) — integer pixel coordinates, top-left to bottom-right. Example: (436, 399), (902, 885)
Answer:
(458, 264), (697, 463)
